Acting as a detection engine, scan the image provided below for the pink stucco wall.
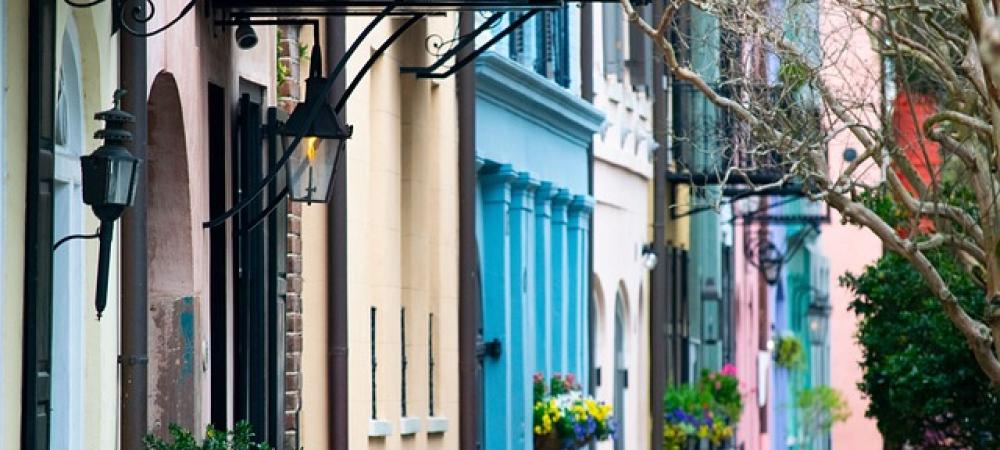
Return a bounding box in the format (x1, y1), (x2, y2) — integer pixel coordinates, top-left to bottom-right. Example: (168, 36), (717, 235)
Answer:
(819, 2), (883, 448)
(733, 218), (767, 450)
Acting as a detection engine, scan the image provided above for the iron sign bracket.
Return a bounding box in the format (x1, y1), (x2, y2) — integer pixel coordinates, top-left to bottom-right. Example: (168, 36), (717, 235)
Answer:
(400, 10), (538, 78)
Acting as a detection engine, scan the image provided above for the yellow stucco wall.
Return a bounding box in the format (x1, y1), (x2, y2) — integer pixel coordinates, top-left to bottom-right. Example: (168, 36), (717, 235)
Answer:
(2, 2), (28, 447)
(299, 14), (461, 450)
(2, 2), (120, 448)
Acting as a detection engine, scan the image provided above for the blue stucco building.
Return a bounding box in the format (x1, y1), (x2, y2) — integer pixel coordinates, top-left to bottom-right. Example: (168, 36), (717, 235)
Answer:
(474, 11), (604, 449)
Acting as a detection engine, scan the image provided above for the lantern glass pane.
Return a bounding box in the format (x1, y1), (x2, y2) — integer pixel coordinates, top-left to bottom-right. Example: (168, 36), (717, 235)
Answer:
(107, 157), (136, 205)
(287, 135), (337, 203)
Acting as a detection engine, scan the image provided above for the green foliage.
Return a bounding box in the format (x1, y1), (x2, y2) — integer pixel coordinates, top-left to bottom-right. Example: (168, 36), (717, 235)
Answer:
(697, 365), (742, 422)
(775, 335), (804, 369)
(795, 386), (850, 445)
(843, 251), (1000, 448)
(143, 421), (272, 450)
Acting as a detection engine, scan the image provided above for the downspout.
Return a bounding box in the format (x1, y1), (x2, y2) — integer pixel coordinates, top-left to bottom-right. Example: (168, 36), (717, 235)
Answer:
(325, 16), (349, 450)
(580, 0), (595, 396)
(649, 0), (668, 447)
(119, 8), (149, 449)
(457, 10), (481, 450)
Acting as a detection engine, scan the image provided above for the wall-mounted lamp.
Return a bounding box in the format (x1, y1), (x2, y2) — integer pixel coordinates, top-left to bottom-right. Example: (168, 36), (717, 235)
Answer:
(80, 90), (140, 319)
(234, 20), (258, 50)
(745, 226), (818, 286)
(279, 44), (353, 204)
(807, 296), (830, 344)
(641, 243), (658, 270)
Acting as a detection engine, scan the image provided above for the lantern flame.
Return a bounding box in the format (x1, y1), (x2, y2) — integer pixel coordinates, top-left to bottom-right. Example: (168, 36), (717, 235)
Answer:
(305, 136), (319, 162)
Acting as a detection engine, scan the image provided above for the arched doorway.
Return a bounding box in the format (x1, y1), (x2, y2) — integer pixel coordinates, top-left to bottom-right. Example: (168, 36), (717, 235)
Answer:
(613, 287), (628, 450)
(51, 18), (87, 449)
(145, 72), (197, 436)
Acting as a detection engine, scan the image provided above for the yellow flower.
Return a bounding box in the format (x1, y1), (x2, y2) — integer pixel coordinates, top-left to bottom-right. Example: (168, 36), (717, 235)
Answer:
(697, 425), (709, 439)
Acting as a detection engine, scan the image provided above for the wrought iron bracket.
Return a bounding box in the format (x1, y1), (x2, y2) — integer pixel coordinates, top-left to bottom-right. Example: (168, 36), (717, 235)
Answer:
(400, 10), (538, 78)
(476, 338), (502, 360)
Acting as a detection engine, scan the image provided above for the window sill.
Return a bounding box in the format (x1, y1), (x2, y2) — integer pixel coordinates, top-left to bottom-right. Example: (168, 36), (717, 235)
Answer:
(368, 419), (392, 438)
(399, 417), (422, 435)
(425, 416), (449, 434)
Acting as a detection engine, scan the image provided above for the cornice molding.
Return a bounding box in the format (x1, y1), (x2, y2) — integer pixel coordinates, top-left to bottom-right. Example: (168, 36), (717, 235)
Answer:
(475, 52), (605, 147)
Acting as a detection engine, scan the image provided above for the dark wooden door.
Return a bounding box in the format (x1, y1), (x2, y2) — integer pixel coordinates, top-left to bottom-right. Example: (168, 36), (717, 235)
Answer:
(23, 0), (57, 448)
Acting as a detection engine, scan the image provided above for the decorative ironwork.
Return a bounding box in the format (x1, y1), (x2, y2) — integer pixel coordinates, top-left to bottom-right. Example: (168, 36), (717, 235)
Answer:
(402, 10), (538, 78)
(743, 225), (817, 285)
(63, 0), (199, 38)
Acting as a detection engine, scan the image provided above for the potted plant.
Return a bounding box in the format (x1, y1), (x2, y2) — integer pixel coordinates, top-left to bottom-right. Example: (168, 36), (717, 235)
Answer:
(662, 364), (741, 450)
(144, 421), (272, 450)
(775, 334), (804, 369)
(532, 373), (617, 449)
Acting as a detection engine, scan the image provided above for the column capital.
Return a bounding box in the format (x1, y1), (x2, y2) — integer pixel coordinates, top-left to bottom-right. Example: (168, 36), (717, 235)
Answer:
(480, 163), (517, 204)
(550, 188), (571, 224)
(568, 195), (595, 229)
(511, 172), (539, 211)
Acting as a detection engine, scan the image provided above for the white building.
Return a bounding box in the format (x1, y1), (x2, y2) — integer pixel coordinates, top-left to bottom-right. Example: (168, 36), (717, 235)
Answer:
(589, 4), (656, 449)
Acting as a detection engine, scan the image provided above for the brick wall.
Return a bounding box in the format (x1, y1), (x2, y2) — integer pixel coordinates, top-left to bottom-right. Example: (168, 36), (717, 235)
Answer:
(278, 24), (303, 450)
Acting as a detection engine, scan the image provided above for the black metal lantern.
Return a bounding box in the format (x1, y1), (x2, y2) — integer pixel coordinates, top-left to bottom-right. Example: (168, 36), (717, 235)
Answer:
(807, 298), (830, 343)
(80, 90), (140, 319)
(281, 45), (353, 204)
(758, 241), (783, 285)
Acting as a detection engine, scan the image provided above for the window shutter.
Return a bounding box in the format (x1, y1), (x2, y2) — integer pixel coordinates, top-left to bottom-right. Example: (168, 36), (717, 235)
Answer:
(602, 3), (623, 77)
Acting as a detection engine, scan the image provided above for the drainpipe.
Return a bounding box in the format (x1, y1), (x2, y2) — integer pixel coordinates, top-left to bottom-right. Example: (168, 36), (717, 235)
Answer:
(649, 0), (668, 447)
(119, 7), (148, 449)
(457, 10), (481, 450)
(580, 0), (595, 396)
(325, 16), (349, 450)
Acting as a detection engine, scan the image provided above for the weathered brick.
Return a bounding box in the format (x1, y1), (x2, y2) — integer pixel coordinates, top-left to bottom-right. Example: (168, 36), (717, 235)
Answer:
(286, 333), (303, 353)
(286, 235), (301, 254)
(286, 255), (302, 274)
(284, 391), (300, 411)
(285, 372), (301, 391)
(286, 276), (303, 293)
(285, 353), (301, 372)
(285, 312), (302, 332)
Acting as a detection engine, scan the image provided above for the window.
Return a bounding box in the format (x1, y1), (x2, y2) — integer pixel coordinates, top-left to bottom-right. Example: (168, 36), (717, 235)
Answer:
(428, 313), (436, 416)
(602, 3), (624, 77)
(401, 308), (408, 417)
(370, 307), (378, 419)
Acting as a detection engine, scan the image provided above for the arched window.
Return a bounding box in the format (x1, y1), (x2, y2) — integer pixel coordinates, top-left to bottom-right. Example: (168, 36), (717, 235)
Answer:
(51, 18), (87, 450)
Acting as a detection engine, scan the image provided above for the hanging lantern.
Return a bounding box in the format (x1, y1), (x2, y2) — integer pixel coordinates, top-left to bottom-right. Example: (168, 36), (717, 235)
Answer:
(281, 45), (353, 204)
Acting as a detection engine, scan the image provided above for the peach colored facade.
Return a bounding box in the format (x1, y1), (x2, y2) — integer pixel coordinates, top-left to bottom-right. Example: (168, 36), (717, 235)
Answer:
(299, 14), (462, 450)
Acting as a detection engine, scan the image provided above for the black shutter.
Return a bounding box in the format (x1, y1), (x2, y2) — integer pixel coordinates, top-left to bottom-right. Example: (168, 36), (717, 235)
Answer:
(234, 83), (285, 449)
(208, 83), (229, 428)
(23, 0), (56, 448)
(554, 7), (570, 88)
(235, 91), (270, 441)
(627, 4), (653, 92)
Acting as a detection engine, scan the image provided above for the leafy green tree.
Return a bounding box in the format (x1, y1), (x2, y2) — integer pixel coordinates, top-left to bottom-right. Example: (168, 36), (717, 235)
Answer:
(795, 386), (850, 447)
(844, 252), (1000, 448)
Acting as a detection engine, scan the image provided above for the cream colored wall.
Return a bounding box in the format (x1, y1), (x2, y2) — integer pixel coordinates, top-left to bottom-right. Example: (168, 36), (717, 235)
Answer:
(1, 3), (120, 448)
(1, 2), (26, 448)
(337, 14), (461, 450)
